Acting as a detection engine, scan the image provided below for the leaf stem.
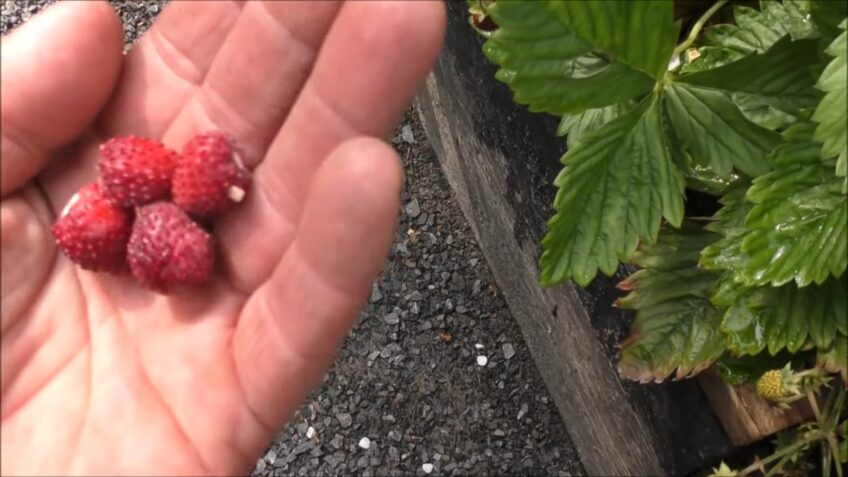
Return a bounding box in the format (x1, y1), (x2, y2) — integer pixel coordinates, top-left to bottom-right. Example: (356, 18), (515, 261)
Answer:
(813, 390), (846, 477)
(806, 391), (844, 477)
(737, 433), (821, 476)
(672, 0), (729, 57)
(764, 452), (794, 477)
(809, 391), (823, 422)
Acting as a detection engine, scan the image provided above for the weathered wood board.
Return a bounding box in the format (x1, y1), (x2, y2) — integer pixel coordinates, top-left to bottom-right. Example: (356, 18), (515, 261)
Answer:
(413, 3), (736, 475)
(698, 369), (812, 446)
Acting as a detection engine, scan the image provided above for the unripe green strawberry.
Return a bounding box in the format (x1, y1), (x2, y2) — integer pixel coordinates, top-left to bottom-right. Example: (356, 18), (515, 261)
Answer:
(756, 369), (788, 400)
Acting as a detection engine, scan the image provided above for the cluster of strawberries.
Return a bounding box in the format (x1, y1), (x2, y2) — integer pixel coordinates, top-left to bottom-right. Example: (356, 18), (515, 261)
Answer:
(52, 131), (250, 294)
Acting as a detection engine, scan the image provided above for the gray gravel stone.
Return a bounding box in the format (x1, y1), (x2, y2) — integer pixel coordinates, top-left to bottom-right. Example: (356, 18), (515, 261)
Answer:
(401, 124), (416, 144)
(383, 312), (400, 325)
(292, 442), (311, 455)
(404, 199), (421, 219)
(518, 403), (529, 421)
(503, 343), (516, 360)
(370, 284), (383, 303)
(338, 412), (354, 428)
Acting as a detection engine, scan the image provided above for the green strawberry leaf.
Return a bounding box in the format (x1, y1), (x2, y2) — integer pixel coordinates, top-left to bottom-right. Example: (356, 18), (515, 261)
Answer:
(616, 225), (725, 382)
(483, 0), (654, 116)
(810, 0), (848, 46)
(812, 21), (847, 178)
(700, 180), (752, 273)
(769, 0), (817, 41)
(662, 106), (742, 195)
(714, 273), (847, 356)
(704, 1), (815, 55)
(556, 102), (634, 148)
(678, 159), (742, 196)
(680, 46), (746, 74)
(628, 223), (719, 272)
(741, 123), (847, 287)
(663, 82), (780, 177)
(817, 332), (848, 384)
(702, 124), (847, 286)
(702, 148), (847, 356)
(540, 96), (684, 286)
(676, 36), (823, 115)
(545, 0), (679, 80)
(733, 92), (798, 130)
(704, 180), (751, 234)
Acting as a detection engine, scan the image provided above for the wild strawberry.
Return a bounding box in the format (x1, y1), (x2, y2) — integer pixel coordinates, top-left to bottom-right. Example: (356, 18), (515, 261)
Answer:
(99, 136), (179, 206)
(756, 369), (788, 400)
(51, 183), (133, 273)
(172, 131), (251, 217)
(127, 202), (215, 293)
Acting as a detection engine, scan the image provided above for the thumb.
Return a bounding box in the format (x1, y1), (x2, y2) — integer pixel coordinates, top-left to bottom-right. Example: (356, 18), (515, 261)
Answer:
(0, 0), (124, 197)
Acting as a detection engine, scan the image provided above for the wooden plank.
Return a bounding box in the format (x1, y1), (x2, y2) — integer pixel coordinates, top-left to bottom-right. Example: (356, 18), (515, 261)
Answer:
(415, 73), (664, 477)
(698, 368), (813, 446)
(413, 3), (735, 475)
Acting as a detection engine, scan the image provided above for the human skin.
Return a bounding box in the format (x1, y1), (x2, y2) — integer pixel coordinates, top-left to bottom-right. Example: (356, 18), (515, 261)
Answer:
(0, 1), (445, 475)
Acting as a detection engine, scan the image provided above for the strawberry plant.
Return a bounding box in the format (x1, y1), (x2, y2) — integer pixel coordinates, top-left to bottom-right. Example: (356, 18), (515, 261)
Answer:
(470, 0), (846, 473)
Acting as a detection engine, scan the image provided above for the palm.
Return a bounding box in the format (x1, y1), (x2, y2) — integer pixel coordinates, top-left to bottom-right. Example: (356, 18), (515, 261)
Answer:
(0, 2), (444, 475)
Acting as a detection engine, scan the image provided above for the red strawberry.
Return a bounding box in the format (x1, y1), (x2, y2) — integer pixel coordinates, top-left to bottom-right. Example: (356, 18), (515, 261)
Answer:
(99, 136), (179, 206)
(172, 131), (251, 217)
(127, 202), (215, 293)
(52, 183), (133, 273)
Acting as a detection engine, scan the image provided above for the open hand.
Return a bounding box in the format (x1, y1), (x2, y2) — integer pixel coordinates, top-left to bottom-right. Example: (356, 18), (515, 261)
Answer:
(0, 1), (444, 474)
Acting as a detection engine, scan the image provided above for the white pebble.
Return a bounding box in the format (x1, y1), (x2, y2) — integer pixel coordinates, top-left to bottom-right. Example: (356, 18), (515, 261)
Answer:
(474, 343), (484, 349)
(401, 124), (416, 144)
(476, 355), (488, 366)
(422, 463), (434, 474)
(306, 426), (316, 439)
(358, 437), (371, 449)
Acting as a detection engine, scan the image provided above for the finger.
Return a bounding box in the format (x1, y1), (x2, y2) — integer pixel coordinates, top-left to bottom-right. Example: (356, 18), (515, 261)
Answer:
(40, 0), (339, 216)
(0, 187), (56, 335)
(162, 0), (341, 163)
(233, 137), (401, 437)
(0, 0), (123, 196)
(37, 0), (244, 212)
(218, 0), (446, 291)
(95, 0), (244, 139)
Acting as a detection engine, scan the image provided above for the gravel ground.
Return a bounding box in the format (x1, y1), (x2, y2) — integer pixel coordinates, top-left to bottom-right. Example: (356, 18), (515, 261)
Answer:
(2, 2), (584, 476)
(249, 112), (583, 477)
